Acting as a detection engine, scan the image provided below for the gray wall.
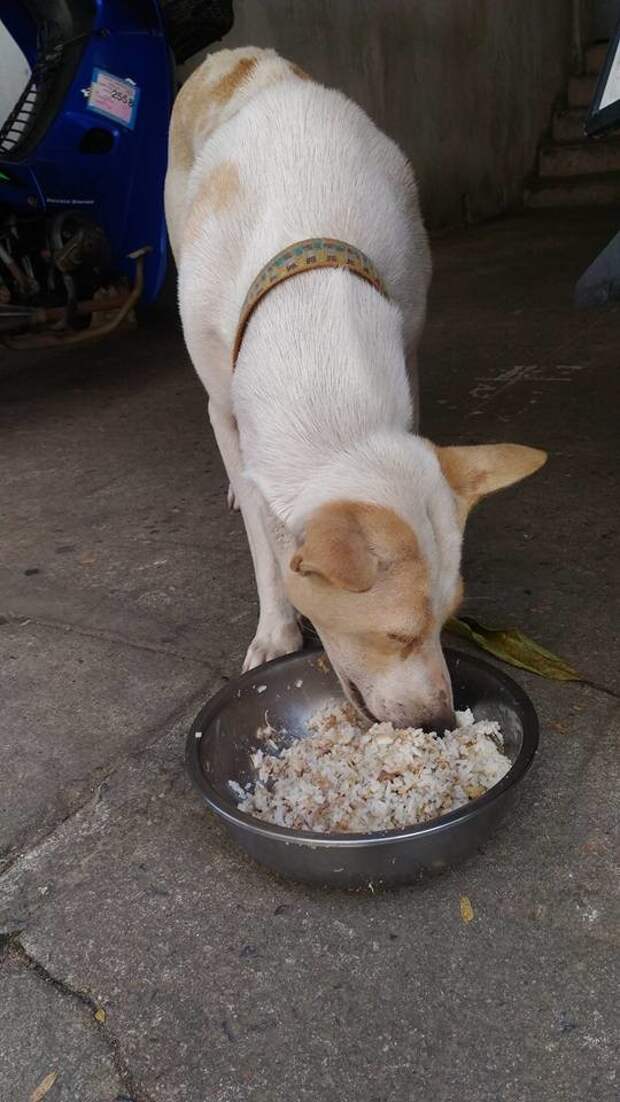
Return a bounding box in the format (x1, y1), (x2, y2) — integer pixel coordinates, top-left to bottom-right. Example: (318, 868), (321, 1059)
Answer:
(182, 0), (573, 228)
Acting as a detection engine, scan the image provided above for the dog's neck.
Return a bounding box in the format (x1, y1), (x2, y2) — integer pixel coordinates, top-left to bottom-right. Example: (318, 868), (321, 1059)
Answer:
(232, 265), (426, 532)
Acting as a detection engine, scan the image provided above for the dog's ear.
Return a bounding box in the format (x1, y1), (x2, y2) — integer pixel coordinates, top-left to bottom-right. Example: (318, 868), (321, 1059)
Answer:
(290, 502), (378, 592)
(435, 443), (547, 521)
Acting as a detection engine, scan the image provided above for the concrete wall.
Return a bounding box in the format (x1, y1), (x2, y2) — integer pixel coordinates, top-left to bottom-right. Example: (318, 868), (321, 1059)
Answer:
(182, 0), (573, 227)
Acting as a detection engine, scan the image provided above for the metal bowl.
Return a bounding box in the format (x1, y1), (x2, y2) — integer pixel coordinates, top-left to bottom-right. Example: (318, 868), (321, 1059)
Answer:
(186, 647), (539, 888)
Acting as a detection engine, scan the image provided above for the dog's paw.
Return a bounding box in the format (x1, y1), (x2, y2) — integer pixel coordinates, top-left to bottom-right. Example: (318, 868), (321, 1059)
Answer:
(242, 619), (303, 672)
(227, 483), (240, 511)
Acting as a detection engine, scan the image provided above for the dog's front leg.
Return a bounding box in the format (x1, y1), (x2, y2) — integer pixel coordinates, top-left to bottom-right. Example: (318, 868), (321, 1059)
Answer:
(240, 492), (303, 672)
(208, 402), (302, 671)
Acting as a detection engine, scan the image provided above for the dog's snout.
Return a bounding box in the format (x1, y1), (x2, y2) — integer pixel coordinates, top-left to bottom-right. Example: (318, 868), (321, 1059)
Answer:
(421, 708), (456, 736)
(334, 651), (455, 733)
(434, 696), (456, 733)
(345, 679), (377, 723)
(416, 677), (455, 734)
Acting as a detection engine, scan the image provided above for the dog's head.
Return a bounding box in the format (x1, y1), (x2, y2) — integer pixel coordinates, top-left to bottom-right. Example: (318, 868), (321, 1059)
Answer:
(286, 441), (546, 729)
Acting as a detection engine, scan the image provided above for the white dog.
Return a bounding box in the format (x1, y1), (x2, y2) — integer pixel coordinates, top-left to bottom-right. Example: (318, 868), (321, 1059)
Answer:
(165, 47), (545, 729)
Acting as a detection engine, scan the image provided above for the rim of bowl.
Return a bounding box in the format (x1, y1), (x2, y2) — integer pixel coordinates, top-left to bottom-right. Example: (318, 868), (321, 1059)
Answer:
(186, 646), (539, 848)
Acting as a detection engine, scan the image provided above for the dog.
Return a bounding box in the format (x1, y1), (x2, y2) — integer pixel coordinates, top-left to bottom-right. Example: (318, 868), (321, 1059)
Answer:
(165, 47), (546, 730)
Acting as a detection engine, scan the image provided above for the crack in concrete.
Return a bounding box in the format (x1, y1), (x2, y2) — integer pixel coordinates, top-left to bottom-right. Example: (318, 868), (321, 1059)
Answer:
(0, 682), (215, 879)
(442, 637), (620, 702)
(8, 613), (618, 701)
(6, 936), (156, 1102)
(0, 788), (102, 880)
(0, 682), (217, 1097)
(580, 678), (620, 701)
(3, 610), (216, 666)
(2, 630), (616, 883)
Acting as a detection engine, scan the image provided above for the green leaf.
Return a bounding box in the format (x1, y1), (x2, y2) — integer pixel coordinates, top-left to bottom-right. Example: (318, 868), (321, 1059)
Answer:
(444, 616), (582, 681)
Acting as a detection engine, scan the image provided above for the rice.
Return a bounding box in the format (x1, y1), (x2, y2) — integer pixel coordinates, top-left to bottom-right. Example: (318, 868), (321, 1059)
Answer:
(232, 704), (510, 833)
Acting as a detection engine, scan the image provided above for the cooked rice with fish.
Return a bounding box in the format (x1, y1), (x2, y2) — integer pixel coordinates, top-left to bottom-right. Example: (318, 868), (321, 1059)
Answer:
(231, 704), (510, 833)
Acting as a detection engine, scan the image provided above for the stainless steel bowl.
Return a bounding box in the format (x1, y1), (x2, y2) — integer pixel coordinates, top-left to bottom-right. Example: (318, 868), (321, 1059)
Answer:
(186, 647), (539, 888)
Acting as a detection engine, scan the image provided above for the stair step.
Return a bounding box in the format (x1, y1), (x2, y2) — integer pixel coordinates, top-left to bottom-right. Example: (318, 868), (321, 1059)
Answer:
(552, 108), (588, 143)
(568, 73), (599, 108)
(526, 173), (620, 208)
(584, 41), (609, 75)
(540, 139), (620, 177)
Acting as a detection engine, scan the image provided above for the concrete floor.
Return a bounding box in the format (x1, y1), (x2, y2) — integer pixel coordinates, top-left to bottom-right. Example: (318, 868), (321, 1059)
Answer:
(1, 209), (618, 1102)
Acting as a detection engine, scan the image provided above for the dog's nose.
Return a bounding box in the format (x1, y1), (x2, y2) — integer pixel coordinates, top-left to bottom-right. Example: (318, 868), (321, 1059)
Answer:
(421, 708), (456, 736)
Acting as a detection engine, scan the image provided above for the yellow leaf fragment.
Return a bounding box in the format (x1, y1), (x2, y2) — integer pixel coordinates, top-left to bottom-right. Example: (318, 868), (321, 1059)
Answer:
(94, 1007), (106, 1023)
(30, 1071), (58, 1102)
(460, 895), (474, 923)
(445, 617), (581, 682)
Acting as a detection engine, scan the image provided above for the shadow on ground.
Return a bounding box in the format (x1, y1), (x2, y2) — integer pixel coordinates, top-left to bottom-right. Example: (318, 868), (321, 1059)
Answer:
(1, 209), (618, 1102)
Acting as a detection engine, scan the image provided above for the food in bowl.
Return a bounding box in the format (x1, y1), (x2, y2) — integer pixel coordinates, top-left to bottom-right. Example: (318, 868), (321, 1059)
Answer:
(229, 703), (510, 833)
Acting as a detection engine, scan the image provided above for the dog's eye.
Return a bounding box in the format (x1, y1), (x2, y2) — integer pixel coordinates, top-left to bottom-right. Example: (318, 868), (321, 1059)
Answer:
(387, 632), (417, 648)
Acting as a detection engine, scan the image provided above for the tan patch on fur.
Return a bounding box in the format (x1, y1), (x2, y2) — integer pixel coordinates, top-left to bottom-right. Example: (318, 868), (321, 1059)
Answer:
(169, 51), (309, 181)
(168, 105), (194, 173)
(436, 448), (484, 502)
(363, 601), (434, 665)
(211, 57), (257, 105)
(434, 443), (547, 524)
(287, 502), (433, 668)
(168, 55), (258, 173)
(169, 64), (213, 170)
(203, 161), (240, 212)
(182, 161), (241, 245)
(289, 62), (311, 81)
(290, 501), (380, 592)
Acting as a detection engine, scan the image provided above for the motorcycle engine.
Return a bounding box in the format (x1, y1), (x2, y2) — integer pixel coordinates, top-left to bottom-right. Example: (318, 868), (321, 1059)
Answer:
(0, 209), (114, 334)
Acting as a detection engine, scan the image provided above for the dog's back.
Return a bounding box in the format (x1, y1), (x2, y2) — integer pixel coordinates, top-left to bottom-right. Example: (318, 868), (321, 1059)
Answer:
(164, 48), (546, 711)
(166, 47), (431, 360)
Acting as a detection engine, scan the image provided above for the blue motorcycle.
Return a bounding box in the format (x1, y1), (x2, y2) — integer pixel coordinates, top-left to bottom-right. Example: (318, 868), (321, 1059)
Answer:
(0, 0), (233, 347)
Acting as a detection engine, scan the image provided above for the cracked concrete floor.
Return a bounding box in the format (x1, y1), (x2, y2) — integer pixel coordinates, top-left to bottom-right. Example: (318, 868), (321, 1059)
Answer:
(1, 209), (618, 1102)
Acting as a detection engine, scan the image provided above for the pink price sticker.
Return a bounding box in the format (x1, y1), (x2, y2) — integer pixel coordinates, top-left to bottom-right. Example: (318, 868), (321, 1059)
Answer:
(87, 69), (140, 129)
